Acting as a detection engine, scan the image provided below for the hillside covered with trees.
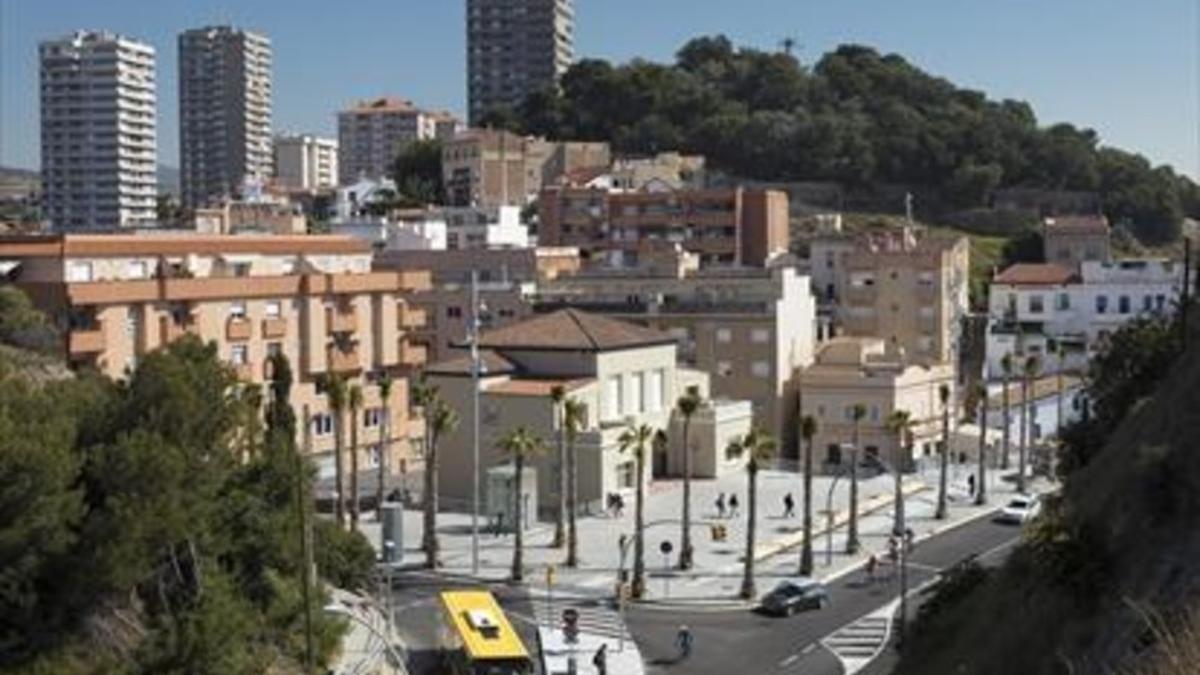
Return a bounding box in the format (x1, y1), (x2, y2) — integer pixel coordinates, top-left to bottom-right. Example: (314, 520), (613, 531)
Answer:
(488, 36), (1199, 244)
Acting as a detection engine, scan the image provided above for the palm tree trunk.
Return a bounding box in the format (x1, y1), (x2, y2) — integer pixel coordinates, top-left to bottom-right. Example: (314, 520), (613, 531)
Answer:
(1001, 373), (1011, 470)
(740, 465), (758, 599)
(350, 409), (360, 532)
(800, 437), (814, 575)
(976, 400), (988, 506)
(846, 425), (860, 555)
(511, 453), (524, 582)
(377, 402), (389, 519)
(632, 449), (646, 599)
(552, 404), (566, 548)
(679, 417), (693, 570)
(893, 434), (905, 535)
(1018, 377), (1029, 493)
(423, 426), (439, 568)
(334, 413), (346, 528)
(566, 431), (579, 567)
(936, 406), (949, 520)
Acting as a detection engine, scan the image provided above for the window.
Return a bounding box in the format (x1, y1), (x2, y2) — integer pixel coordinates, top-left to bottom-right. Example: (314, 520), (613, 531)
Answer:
(717, 361), (733, 377)
(617, 461), (636, 488)
(367, 444), (382, 468)
(447, 306), (463, 318)
(1155, 294), (1167, 311)
(265, 300), (282, 318)
(1028, 295), (1044, 314)
(1118, 295), (1131, 314)
(233, 263), (252, 277)
(870, 406), (880, 422)
(1142, 295), (1153, 312)
(230, 301), (247, 318)
(364, 407), (383, 428)
(312, 413), (333, 436)
(67, 261), (92, 282)
(751, 328), (770, 344)
(266, 342), (283, 358)
(230, 344), (248, 365)
(126, 260), (148, 279)
(716, 328), (732, 344)
(1095, 295), (1108, 314)
(646, 369), (664, 412)
(751, 361), (770, 378)
(125, 308), (138, 336)
(605, 376), (622, 420)
(627, 372), (644, 414)
(281, 257), (297, 275)
(826, 444), (842, 464)
(1056, 293), (1071, 311)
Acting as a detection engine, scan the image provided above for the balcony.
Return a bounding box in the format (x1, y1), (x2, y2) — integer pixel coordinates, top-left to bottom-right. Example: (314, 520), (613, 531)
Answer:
(68, 328), (105, 355)
(226, 317), (252, 341)
(399, 341), (427, 367)
(327, 345), (361, 373)
(326, 306), (358, 334)
(399, 304), (428, 329)
(261, 317), (287, 339)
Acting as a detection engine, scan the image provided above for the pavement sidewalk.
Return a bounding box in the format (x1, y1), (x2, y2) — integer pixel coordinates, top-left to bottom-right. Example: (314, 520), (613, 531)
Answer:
(326, 587), (408, 675)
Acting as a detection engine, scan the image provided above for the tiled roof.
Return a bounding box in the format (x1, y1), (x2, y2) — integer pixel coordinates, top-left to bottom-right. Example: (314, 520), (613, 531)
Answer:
(1044, 214), (1110, 234)
(424, 350), (516, 376)
(560, 165), (609, 186)
(988, 375), (1082, 410)
(475, 308), (676, 352)
(485, 377), (594, 397)
(993, 263), (1079, 286)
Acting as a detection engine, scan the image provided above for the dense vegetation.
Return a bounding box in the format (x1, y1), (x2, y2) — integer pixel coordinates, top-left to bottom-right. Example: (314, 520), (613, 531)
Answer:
(0, 294), (374, 674)
(487, 36), (1200, 244)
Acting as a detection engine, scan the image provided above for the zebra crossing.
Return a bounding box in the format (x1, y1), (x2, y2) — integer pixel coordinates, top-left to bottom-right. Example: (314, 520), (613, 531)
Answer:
(532, 592), (633, 643)
(821, 605), (894, 675)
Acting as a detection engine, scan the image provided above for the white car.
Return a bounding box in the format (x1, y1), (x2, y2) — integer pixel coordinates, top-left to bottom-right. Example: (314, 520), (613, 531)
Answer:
(995, 495), (1041, 525)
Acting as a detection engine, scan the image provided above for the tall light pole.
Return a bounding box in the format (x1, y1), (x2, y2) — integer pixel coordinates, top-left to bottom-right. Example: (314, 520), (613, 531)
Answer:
(469, 270), (482, 576)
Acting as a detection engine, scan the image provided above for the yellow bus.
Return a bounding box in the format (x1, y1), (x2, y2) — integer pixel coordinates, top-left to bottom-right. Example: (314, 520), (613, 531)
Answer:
(439, 589), (534, 675)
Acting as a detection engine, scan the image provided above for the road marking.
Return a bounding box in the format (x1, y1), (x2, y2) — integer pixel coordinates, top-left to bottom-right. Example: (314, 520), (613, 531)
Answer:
(801, 643), (815, 654)
(779, 654), (799, 667)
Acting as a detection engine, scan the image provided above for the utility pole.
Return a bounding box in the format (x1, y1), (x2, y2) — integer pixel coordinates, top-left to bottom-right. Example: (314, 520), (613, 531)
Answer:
(469, 270), (482, 576)
(298, 404), (316, 672)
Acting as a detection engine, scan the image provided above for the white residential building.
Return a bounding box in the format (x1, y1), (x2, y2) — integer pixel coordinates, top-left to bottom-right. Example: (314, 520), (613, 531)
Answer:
(442, 205), (529, 250)
(332, 215), (448, 252)
(274, 134), (338, 190)
(39, 31), (157, 230)
(178, 26), (273, 209)
(985, 260), (1184, 379)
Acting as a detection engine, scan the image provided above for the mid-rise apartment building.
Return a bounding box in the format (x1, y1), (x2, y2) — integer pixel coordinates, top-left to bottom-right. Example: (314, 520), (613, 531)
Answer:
(1042, 214), (1111, 266)
(531, 251), (817, 452)
(442, 130), (609, 208)
(985, 259), (1184, 379)
(538, 186), (790, 268)
(466, 0), (575, 125)
(39, 31), (157, 230)
(809, 228), (970, 366)
(427, 309), (752, 514)
(274, 134), (338, 190)
(0, 233), (431, 486)
(337, 98), (462, 183)
(178, 26), (273, 209)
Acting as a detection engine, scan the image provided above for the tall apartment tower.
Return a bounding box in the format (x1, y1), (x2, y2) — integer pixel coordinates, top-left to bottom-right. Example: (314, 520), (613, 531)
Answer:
(337, 98), (459, 183)
(39, 31), (157, 230)
(466, 0), (574, 125)
(178, 26), (273, 209)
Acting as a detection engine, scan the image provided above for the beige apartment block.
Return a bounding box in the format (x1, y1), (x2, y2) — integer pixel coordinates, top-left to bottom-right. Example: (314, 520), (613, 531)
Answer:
(337, 98), (462, 183)
(538, 185), (790, 268)
(442, 129), (609, 208)
(809, 228), (969, 366)
(0, 233), (431, 489)
(531, 250), (817, 454)
(798, 337), (955, 472)
(426, 309), (752, 515)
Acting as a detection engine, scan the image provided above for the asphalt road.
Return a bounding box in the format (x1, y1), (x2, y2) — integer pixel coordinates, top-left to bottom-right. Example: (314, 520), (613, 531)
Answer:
(626, 512), (1022, 675)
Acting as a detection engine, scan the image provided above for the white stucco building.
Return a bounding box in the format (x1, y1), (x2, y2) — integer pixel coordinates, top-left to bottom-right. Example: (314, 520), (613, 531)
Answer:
(985, 259), (1184, 379)
(442, 205), (530, 250)
(274, 133), (338, 190)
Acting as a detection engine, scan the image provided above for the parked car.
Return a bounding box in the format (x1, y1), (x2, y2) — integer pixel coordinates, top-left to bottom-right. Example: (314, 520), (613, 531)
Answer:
(994, 495), (1041, 525)
(759, 578), (829, 616)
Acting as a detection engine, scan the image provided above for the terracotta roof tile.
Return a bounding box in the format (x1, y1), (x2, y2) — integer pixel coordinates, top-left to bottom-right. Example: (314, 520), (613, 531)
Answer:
(485, 377), (594, 397)
(475, 308), (676, 352)
(424, 350), (516, 376)
(993, 263), (1079, 286)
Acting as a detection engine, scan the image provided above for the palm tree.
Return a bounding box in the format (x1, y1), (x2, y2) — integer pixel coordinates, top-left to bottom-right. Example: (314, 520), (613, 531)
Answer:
(975, 382), (989, 506)
(499, 426), (545, 582)
(676, 385), (702, 570)
(846, 403), (866, 555)
(1000, 353), (1013, 470)
(348, 383), (364, 532)
(324, 374), (348, 528)
(376, 373), (393, 518)
(550, 385), (567, 549)
(799, 415), (817, 576)
(886, 410), (913, 536)
(564, 397), (586, 567)
(1019, 355), (1040, 493)
(414, 380), (459, 568)
(935, 383), (951, 520)
(727, 429), (777, 600)
(618, 422), (654, 599)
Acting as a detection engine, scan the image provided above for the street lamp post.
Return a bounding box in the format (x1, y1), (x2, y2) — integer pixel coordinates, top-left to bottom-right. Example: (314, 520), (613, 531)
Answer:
(469, 270), (482, 577)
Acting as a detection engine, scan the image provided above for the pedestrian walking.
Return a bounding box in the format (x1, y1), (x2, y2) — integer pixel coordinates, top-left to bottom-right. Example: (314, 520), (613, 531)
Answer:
(866, 554), (878, 584)
(782, 492), (795, 518)
(887, 537), (900, 578)
(493, 511), (504, 537)
(904, 527), (915, 553)
(676, 625), (694, 659)
(614, 494), (625, 518)
(968, 473), (977, 497)
(593, 643), (608, 675)
(728, 494), (740, 518)
(606, 493), (617, 517)
(715, 493), (726, 519)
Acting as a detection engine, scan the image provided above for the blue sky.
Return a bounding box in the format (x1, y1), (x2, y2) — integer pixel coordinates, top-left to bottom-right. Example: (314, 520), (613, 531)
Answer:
(2, 0), (1196, 177)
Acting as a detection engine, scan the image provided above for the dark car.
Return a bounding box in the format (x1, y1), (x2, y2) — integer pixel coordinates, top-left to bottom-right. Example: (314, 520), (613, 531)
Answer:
(759, 578), (829, 616)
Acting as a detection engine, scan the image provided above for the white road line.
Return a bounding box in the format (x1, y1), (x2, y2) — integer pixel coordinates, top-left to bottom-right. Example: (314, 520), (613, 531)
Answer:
(779, 654), (799, 667)
(801, 643), (816, 654)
